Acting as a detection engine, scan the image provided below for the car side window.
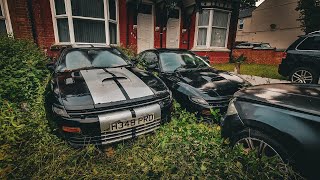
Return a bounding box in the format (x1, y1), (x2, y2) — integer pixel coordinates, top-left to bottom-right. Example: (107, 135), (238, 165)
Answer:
(297, 36), (320, 51)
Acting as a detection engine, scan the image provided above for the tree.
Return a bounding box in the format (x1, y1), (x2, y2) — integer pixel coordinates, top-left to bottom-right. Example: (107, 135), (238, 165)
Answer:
(240, 0), (258, 8)
(296, 0), (320, 34)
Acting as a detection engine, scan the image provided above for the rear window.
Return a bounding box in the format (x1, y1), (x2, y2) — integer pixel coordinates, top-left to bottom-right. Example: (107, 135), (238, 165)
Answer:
(287, 37), (305, 50)
(297, 36), (320, 51)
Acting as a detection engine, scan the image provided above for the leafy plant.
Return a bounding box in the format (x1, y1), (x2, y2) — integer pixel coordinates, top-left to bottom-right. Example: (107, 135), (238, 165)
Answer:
(296, 0), (320, 34)
(230, 54), (247, 64)
(0, 35), (48, 104)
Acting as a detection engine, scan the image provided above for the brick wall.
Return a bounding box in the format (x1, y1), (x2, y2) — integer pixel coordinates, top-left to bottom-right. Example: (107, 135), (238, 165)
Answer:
(233, 48), (285, 65)
(6, 0), (33, 40)
(194, 51), (230, 64)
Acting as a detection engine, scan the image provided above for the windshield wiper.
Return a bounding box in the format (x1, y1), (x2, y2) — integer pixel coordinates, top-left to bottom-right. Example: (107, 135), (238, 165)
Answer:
(174, 65), (187, 73)
(106, 64), (132, 69)
(63, 66), (103, 72)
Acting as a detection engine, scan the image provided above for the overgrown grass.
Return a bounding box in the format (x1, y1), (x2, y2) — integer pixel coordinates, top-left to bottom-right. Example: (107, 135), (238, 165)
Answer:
(213, 63), (286, 80)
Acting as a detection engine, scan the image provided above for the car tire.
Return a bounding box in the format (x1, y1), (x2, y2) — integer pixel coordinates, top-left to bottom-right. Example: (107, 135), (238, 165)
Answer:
(231, 129), (291, 164)
(289, 67), (319, 84)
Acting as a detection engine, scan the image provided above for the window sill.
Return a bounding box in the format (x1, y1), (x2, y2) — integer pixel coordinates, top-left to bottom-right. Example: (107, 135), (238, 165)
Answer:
(191, 48), (231, 52)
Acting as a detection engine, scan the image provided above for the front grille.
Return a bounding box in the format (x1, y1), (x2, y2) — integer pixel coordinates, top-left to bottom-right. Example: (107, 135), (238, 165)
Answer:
(68, 119), (162, 146)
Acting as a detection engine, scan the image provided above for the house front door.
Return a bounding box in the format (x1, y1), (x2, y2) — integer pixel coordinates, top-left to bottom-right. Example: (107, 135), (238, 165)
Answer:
(166, 9), (180, 49)
(137, 4), (153, 53)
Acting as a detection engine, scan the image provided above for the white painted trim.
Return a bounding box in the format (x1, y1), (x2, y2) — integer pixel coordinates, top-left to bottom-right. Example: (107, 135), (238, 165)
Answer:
(49, 0), (119, 45)
(166, 8), (181, 48)
(194, 8), (232, 50)
(137, 3), (154, 52)
(0, 0), (13, 34)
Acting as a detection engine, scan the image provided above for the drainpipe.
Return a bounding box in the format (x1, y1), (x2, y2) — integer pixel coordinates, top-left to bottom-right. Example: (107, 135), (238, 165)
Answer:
(126, 3), (130, 47)
(27, 0), (38, 45)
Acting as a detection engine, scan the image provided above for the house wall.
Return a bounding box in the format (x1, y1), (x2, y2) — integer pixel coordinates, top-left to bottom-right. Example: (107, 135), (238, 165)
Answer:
(6, 0), (33, 40)
(236, 0), (304, 49)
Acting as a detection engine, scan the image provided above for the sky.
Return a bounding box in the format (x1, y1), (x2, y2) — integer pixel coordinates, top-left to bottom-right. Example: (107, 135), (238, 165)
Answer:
(256, 0), (265, 6)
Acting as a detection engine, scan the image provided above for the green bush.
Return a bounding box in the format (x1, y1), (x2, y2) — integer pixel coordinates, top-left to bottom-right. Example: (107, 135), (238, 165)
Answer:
(0, 35), (48, 104)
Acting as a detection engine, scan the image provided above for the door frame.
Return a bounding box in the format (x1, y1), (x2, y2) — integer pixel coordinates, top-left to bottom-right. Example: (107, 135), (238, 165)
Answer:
(166, 8), (181, 49)
(137, 2), (154, 52)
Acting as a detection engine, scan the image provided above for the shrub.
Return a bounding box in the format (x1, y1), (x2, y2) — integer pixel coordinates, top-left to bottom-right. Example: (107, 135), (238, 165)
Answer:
(117, 44), (137, 59)
(0, 35), (48, 104)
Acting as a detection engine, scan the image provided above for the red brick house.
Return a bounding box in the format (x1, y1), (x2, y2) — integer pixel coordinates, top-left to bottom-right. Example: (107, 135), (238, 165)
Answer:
(0, 0), (240, 64)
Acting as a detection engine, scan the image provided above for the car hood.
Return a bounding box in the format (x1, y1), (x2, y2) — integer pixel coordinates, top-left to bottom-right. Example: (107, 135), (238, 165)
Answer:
(235, 84), (320, 116)
(176, 68), (247, 97)
(56, 67), (167, 110)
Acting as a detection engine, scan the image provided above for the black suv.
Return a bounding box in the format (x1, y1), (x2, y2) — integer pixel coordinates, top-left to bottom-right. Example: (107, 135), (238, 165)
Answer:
(278, 31), (320, 84)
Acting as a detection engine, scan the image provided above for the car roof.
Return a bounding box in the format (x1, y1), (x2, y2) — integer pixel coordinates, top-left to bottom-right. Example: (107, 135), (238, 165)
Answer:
(235, 84), (320, 116)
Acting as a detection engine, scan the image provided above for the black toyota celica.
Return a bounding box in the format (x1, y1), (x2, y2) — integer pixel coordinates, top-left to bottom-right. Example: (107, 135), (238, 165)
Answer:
(137, 49), (251, 118)
(47, 46), (172, 147)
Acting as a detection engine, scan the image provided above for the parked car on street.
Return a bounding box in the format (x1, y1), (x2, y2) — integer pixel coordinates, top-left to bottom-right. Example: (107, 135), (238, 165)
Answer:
(47, 45), (172, 147)
(137, 49), (251, 118)
(235, 42), (273, 49)
(221, 83), (320, 178)
(278, 31), (320, 84)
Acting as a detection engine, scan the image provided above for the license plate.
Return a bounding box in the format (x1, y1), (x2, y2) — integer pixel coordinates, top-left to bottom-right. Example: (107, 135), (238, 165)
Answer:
(110, 114), (155, 132)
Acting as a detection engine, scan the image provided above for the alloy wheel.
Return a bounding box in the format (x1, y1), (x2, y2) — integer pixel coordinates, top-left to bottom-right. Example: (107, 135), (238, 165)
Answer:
(291, 70), (313, 84)
(236, 137), (284, 161)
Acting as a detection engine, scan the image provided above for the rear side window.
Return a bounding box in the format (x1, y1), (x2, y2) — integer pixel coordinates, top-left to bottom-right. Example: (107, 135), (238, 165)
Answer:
(297, 36), (320, 50)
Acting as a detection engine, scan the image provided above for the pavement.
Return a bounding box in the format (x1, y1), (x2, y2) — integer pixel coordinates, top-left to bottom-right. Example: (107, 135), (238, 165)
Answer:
(237, 74), (290, 86)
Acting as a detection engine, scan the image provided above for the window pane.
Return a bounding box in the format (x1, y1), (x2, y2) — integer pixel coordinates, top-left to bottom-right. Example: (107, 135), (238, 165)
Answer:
(109, 0), (116, 20)
(71, 0), (104, 18)
(213, 11), (229, 28)
(55, 0), (66, 15)
(109, 22), (117, 44)
(298, 36), (320, 50)
(73, 19), (106, 43)
(0, 20), (6, 34)
(198, 10), (209, 26)
(57, 18), (70, 42)
(197, 28), (207, 46)
(211, 28), (227, 47)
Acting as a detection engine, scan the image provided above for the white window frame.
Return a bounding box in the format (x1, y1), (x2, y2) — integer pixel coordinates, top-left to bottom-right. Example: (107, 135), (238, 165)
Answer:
(49, 0), (119, 45)
(194, 8), (231, 49)
(0, 0), (13, 34)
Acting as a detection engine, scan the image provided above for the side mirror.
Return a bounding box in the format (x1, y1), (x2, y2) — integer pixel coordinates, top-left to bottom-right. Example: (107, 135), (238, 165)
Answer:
(201, 56), (210, 64)
(47, 57), (56, 71)
(147, 64), (158, 71)
(131, 58), (139, 65)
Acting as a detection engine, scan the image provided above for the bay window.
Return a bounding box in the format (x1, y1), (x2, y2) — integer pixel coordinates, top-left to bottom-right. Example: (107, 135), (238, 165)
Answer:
(51, 0), (118, 44)
(0, 0), (12, 35)
(196, 9), (230, 48)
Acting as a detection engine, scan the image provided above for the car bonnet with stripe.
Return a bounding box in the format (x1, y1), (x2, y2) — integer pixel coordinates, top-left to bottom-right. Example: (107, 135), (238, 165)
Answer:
(55, 67), (168, 111)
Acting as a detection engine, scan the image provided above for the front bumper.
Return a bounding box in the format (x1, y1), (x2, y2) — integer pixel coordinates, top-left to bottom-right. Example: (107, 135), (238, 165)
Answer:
(54, 101), (172, 147)
(221, 114), (245, 139)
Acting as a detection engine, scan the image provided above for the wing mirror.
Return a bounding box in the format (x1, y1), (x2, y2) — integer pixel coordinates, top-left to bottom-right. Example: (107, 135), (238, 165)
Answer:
(147, 63), (159, 71)
(46, 57), (56, 71)
(201, 56), (210, 64)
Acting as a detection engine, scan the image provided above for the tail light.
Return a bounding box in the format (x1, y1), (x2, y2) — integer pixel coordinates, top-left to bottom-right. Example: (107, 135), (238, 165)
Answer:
(282, 52), (287, 59)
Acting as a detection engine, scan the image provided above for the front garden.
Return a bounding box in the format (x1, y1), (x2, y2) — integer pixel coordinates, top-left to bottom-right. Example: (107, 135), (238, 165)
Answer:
(0, 36), (301, 179)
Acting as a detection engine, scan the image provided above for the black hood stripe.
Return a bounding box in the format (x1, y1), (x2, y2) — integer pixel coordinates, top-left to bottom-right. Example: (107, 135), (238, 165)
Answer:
(103, 68), (130, 100)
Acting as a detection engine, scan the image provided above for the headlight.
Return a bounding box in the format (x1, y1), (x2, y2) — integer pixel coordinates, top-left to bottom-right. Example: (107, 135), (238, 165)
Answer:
(190, 96), (209, 106)
(226, 99), (238, 116)
(52, 105), (70, 118)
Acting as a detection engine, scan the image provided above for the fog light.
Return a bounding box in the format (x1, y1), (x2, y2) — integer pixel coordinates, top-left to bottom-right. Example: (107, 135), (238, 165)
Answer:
(62, 126), (81, 133)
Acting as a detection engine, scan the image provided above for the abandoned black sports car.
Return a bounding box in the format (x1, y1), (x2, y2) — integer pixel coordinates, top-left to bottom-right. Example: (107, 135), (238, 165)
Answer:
(47, 45), (172, 147)
(137, 49), (250, 118)
(221, 84), (320, 178)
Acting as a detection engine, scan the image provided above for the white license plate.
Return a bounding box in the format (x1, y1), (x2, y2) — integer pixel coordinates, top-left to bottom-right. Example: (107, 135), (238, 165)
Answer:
(110, 114), (155, 132)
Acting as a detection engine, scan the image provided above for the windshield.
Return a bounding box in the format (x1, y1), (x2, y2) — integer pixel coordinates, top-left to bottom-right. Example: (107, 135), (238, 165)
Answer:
(56, 48), (129, 72)
(159, 52), (209, 72)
